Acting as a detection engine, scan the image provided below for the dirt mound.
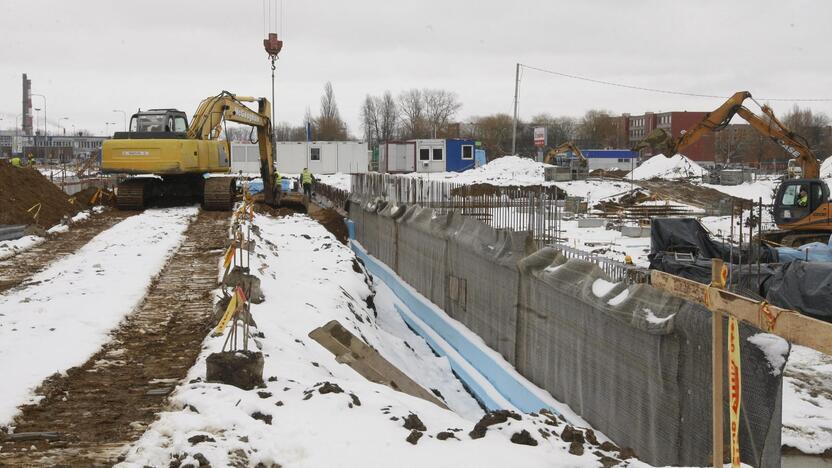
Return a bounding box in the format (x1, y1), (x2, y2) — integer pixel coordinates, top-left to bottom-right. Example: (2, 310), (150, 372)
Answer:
(0, 161), (80, 227)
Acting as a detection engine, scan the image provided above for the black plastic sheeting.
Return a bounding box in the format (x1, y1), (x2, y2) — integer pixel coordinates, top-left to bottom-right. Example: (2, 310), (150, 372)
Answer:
(649, 218), (832, 322)
(764, 261), (832, 321)
(649, 218), (778, 266)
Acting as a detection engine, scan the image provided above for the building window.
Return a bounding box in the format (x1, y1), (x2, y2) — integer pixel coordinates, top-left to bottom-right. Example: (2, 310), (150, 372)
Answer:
(419, 148), (430, 161)
(461, 144), (473, 160)
(618, 158), (628, 163)
(432, 148), (443, 161)
(310, 147), (321, 161)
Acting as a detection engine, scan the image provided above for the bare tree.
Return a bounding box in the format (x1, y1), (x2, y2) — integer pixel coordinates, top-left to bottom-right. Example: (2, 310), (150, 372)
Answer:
(465, 113), (514, 158)
(377, 91), (398, 143)
(398, 89), (428, 139)
(423, 89), (462, 138)
(315, 82), (348, 140)
(360, 94), (380, 146)
(576, 110), (617, 148)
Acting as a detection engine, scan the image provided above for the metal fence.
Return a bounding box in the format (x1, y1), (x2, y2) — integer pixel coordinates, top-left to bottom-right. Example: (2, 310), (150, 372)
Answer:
(316, 173), (652, 284)
(348, 173), (566, 246)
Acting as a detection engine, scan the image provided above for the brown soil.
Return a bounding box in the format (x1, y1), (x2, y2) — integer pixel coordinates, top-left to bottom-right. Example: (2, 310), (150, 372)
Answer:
(0, 160), (81, 227)
(308, 203), (349, 244)
(0, 209), (134, 293)
(590, 169), (629, 178)
(636, 179), (753, 211)
(0, 210), (230, 466)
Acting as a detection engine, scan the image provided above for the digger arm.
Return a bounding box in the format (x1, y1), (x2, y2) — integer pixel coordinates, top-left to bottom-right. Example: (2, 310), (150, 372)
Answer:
(188, 92), (276, 204)
(544, 142), (585, 164)
(735, 106), (819, 179)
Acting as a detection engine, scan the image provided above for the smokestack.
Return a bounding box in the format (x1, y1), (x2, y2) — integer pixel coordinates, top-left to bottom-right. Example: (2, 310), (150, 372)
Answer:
(22, 73), (33, 136)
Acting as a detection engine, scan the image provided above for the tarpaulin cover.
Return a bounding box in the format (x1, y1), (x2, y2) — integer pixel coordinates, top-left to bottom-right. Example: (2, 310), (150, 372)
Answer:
(649, 218), (778, 266)
(776, 235), (832, 263)
(351, 204), (786, 466)
(763, 260), (832, 320)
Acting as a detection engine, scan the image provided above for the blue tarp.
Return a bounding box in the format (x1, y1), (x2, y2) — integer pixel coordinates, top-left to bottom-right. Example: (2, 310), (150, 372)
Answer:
(776, 235), (832, 263)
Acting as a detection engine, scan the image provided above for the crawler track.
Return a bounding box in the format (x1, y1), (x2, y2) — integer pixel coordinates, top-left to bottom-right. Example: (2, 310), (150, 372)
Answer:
(0, 210), (134, 293)
(0, 210), (230, 467)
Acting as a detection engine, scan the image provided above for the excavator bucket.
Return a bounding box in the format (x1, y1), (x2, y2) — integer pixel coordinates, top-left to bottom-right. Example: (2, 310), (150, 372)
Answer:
(632, 128), (674, 155)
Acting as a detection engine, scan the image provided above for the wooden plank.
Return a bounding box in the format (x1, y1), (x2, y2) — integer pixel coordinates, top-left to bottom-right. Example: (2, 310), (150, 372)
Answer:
(651, 269), (832, 356)
(710, 259), (724, 468)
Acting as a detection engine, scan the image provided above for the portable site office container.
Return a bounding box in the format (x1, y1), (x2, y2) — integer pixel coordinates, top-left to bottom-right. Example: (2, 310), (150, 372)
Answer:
(380, 141), (416, 173)
(230, 141), (369, 175)
(445, 139), (477, 172)
(413, 139), (446, 173)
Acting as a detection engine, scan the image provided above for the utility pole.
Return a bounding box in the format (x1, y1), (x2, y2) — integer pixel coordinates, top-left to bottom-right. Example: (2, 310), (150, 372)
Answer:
(511, 63), (520, 156)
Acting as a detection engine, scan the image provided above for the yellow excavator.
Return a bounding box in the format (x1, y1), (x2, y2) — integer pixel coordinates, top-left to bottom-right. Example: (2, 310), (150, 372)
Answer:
(544, 142), (588, 179)
(102, 91), (276, 210)
(632, 91), (828, 246)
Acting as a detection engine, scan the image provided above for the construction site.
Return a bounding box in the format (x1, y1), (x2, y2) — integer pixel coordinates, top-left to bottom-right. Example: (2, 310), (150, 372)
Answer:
(3, 2), (832, 468)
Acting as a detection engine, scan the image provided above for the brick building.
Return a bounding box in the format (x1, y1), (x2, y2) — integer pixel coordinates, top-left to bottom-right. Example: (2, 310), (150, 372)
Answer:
(619, 111), (715, 163)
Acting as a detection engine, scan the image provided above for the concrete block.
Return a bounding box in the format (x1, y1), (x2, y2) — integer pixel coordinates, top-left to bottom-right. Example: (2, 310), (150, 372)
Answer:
(577, 218), (605, 229)
(621, 226), (651, 238)
(206, 350), (264, 390)
(309, 320), (447, 409)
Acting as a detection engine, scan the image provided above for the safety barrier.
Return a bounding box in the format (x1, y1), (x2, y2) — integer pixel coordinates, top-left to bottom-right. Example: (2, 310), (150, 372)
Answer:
(350, 200), (784, 467)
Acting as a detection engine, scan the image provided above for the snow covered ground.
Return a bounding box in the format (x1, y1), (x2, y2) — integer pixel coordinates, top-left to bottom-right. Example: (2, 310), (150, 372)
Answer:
(0, 235), (43, 260)
(782, 345), (832, 454)
(0, 206), (198, 425)
(701, 177), (780, 204)
(120, 213), (635, 468)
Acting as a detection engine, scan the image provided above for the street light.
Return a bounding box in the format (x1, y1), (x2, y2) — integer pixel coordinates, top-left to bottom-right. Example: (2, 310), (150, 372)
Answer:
(31, 93), (46, 136)
(105, 121), (117, 136)
(112, 110), (127, 131)
(34, 108), (42, 160)
(60, 117), (69, 136)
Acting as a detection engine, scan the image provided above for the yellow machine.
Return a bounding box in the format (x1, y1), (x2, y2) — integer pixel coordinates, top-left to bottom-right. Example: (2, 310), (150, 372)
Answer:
(102, 91), (276, 210)
(632, 91), (829, 245)
(543, 142), (588, 180)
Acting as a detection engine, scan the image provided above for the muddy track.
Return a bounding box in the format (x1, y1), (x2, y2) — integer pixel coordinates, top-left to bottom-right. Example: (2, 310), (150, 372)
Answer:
(0, 210), (230, 467)
(0, 210), (135, 293)
(636, 179), (753, 210)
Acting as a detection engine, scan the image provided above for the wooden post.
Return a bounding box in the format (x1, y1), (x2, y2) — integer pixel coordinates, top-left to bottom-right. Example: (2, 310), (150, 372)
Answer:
(711, 258), (725, 468)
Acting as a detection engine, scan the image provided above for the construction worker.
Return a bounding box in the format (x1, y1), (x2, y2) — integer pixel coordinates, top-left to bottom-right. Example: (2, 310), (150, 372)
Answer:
(798, 188), (809, 207)
(273, 169), (282, 202)
(301, 167), (314, 199)
(10, 157), (22, 167)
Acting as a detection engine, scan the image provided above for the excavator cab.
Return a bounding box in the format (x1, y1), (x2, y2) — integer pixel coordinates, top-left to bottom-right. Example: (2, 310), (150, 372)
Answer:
(114, 110), (189, 140)
(773, 179), (830, 228)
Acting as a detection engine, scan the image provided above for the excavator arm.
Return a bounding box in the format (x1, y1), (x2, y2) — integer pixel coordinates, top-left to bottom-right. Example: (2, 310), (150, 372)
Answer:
(188, 91), (276, 204)
(544, 142), (586, 165)
(631, 91), (819, 178)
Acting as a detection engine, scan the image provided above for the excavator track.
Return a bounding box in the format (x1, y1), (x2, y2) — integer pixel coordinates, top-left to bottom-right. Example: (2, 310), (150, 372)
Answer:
(115, 179), (148, 210)
(203, 176), (235, 211)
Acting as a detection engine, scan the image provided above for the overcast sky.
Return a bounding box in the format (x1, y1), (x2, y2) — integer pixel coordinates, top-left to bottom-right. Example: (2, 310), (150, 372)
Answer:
(2, 0), (831, 136)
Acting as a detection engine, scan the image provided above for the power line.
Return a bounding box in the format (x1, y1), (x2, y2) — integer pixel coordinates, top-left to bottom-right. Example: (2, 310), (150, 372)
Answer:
(519, 63), (832, 102)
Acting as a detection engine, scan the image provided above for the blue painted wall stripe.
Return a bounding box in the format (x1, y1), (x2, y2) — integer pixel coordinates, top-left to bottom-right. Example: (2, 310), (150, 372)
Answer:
(347, 219), (564, 418)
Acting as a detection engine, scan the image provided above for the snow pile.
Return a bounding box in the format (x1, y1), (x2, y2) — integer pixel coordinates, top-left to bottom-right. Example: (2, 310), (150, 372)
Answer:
(121, 213), (634, 468)
(782, 345), (832, 454)
(747, 333), (790, 376)
(0, 235), (44, 260)
(626, 154), (708, 180)
(410, 156), (548, 186)
(0, 207), (197, 425)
